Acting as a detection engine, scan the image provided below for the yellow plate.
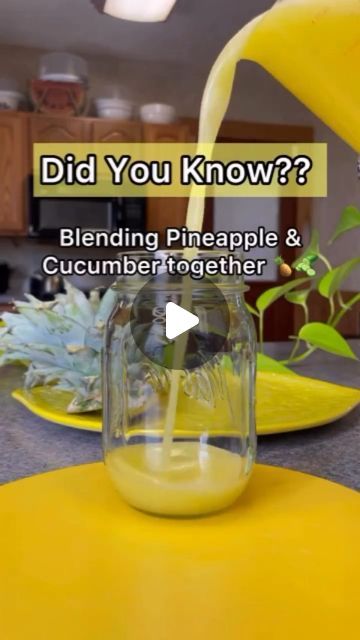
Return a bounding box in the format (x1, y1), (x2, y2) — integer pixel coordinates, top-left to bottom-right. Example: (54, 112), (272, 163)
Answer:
(12, 372), (360, 435)
(0, 462), (358, 640)
(12, 385), (103, 431)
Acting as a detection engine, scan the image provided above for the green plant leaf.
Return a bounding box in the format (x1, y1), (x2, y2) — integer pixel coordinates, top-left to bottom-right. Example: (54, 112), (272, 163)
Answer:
(330, 206), (360, 244)
(256, 278), (309, 312)
(318, 258), (360, 299)
(292, 230), (320, 269)
(257, 353), (297, 375)
(299, 323), (357, 359)
(285, 289), (311, 306)
(245, 302), (259, 317)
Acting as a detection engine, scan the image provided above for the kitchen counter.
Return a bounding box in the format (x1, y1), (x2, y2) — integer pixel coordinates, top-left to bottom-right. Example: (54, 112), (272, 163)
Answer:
(0, 342), (359, 489)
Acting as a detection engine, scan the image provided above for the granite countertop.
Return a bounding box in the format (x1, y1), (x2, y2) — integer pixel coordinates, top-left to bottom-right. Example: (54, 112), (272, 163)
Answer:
(0, 342), (359, 489)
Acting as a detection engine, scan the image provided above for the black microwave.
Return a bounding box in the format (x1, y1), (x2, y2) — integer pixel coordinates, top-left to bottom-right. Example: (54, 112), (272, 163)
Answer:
(28, 177), (146, 238)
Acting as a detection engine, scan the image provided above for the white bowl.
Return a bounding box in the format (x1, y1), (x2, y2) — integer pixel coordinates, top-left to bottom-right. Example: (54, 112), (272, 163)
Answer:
(0, 90), (23, 110)
(95, 98), (133, 120)
(39, 53), (88, 84)
(40, 73), (82, 83)
(139, 103), (176, 124)
(95, 98), (131, 108)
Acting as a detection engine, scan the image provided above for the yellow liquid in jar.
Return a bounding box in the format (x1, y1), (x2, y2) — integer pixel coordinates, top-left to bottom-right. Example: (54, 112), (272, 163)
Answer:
(106, 443), (249, 517)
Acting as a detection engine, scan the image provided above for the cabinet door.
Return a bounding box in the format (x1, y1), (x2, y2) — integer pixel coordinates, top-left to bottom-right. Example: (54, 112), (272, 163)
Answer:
(142, 123), (190, 144)
(183, 118), (198, 143)
(29, 116), (89, 173)
(91, 120), (141, 143)
(142, 123), (191, 235)
(0, 114), (27, 235)
(30, 115), (88, 144)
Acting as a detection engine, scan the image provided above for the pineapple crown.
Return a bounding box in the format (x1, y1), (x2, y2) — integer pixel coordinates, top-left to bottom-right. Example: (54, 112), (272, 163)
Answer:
(0, 280), (118, 413)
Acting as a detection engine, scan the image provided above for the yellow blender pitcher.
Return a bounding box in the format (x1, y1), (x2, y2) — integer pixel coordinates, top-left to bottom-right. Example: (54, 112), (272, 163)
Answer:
(198, 0), (360, 153)
(244, 0), (360, 151)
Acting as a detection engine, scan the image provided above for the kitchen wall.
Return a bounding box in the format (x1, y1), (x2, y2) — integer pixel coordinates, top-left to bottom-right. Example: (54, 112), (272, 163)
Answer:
(214, 197), (279, 281)
(0, 43), (359, 292)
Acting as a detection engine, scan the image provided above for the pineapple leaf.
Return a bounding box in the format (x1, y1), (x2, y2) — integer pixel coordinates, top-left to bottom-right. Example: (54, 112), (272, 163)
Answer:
(0, 282), (112, 414)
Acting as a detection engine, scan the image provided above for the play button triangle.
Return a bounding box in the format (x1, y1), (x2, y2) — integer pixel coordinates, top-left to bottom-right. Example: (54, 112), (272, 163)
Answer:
(165, 302), (199, 341)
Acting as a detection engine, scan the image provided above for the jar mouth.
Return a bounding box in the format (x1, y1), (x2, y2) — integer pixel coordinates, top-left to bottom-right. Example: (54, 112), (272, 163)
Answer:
(112, 249), (249, 293)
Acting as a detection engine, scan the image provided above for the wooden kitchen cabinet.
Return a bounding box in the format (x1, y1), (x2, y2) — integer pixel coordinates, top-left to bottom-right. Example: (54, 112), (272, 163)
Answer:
(142, 122), (190, 144)
(0, 113), (28, 235)
(29, 115), (89, 144)
(91, 119), (142, 143)
(142, 123), (191, 236)
(29, 115), (90, 173)
(92, 120), (187, 238)
(0, 113), (197, 238)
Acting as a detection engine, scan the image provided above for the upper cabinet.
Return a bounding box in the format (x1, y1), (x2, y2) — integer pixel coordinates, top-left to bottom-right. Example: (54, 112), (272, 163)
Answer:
(28, 115), (89, 174)
(142, 122), (190, 143)
(92, 119), (142, 143)
(29, 115), (89, 144)
(143, 123), (192, 235)
(0, 112), (196, 237)
(30, 115), (143, 145)
(0, 114), (28, 235)
(182, 118), (199, 143)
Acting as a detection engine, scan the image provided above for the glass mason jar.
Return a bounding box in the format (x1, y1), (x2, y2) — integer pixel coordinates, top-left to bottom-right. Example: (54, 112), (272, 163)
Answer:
(103, 251), (257, 517)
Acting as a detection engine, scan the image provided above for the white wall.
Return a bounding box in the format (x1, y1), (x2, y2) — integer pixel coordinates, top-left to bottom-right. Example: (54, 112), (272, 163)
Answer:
(0, 44), (359, 292)
(214, 197), (279, 281)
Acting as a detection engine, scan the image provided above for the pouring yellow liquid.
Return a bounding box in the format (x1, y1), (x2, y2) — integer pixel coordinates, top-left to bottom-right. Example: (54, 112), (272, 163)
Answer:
(108, 0), (360, 516)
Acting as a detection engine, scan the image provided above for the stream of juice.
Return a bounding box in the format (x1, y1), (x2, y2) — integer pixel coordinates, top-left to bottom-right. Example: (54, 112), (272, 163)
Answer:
(159, 15), (263, 472)
(110, 0), (360, 515)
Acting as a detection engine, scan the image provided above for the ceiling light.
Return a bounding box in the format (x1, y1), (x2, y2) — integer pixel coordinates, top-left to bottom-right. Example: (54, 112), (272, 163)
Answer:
(102, 0), (177, 22)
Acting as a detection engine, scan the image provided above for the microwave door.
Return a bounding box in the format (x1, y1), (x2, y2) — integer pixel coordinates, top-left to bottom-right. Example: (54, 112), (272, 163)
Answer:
(29, 196), (119, 237)
(81, 200), (116, 232)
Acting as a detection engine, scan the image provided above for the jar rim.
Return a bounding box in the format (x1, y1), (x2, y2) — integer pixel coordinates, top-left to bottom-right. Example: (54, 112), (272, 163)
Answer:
(115, 249), (243, 258)
(111, 249), (250, 292)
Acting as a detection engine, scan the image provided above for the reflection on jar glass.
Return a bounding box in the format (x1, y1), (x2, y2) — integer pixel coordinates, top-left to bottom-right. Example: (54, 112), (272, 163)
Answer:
(103, 251), (257, 517)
